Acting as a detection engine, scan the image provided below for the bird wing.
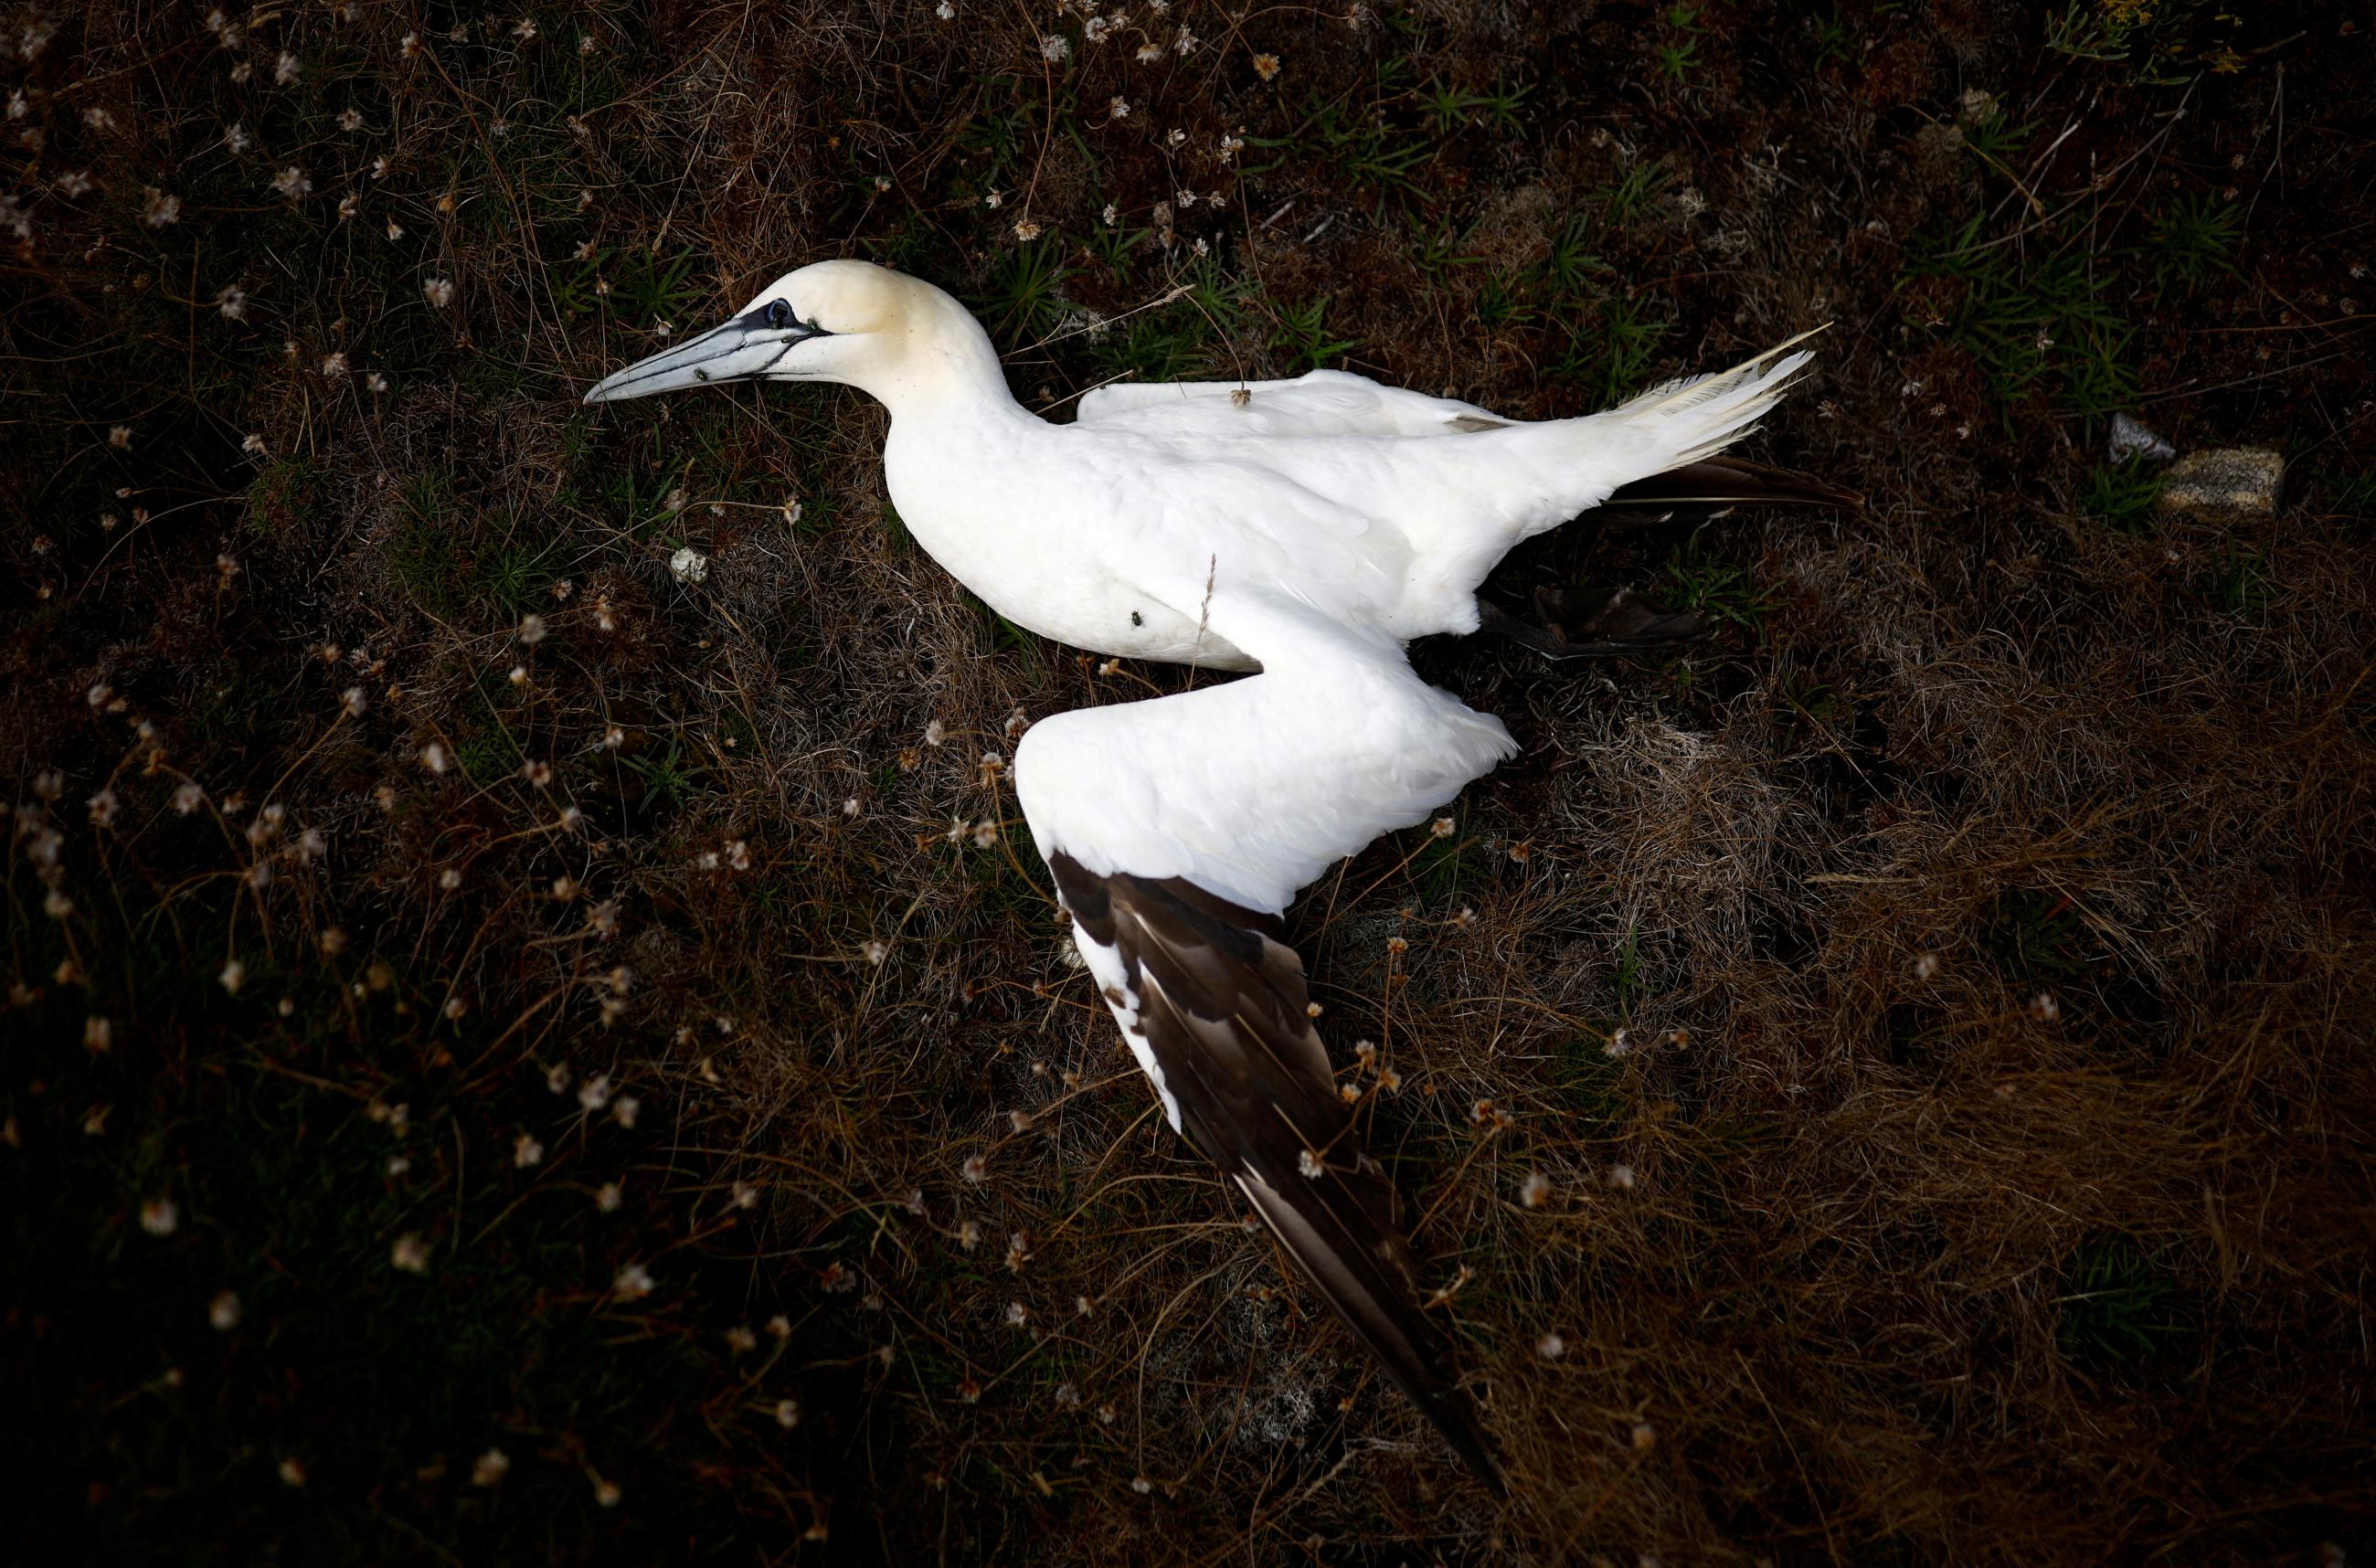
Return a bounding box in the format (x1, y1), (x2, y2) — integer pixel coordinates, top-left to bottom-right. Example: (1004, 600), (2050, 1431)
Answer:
(1077, 368), (1511, 440)
(1014, 589), (1514, 1489)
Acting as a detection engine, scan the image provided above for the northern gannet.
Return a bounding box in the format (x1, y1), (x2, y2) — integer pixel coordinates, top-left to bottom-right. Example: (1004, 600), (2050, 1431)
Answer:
(586, 260), (1844, 1492)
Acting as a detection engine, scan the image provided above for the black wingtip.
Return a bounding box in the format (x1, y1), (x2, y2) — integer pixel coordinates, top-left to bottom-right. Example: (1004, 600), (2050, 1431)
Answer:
(1058, 855), (1513, 1497)
(1418, 1381), (1510, 1497)
(1598, 455), (1864, 517)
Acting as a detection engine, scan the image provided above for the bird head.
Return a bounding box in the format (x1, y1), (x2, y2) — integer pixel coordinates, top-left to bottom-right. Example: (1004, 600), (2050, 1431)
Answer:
(581, 259), (999, 413)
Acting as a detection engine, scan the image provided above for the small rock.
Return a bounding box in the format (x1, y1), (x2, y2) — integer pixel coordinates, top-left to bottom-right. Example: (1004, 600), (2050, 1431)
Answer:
(2107, 412), (2175, 466)
(2158, 448), (2284, 524)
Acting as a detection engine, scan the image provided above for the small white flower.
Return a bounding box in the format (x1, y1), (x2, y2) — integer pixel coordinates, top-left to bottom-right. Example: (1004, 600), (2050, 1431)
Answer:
(218, 959), (246, 995)
(84, 1016), (113, 1053)
(208, 1291), (241, 1330)
(1041, 33), (1071, 61)
(592, 1478), (621, 1508)
(1536, 1330), (1566, 1360)
(140, 1197), (179, 1235)
(1914, 953), (1940, 980)
(271, 166), (312, 200)
(279, 1457), (306, 1487)
(668, 546), (708, 584)
(1607, 1162), (1637, 1191)
(391, 1232), (430, 1273)
(775, 1398), (801, 1427)
(513, 1133), (544, 1169)
(1005, 1300), (1028, 1327)
(578, 1074), (612, 1112)
(1519, 1171), (1551, 1208)
(225, 122), (251, 153)
(982, 189), (1002, 210)
(612, 1096), (640, 1129)
(1013, 219), (1041, 242)
(924, 718), (946, 747)
(419, 741), (450, 775)
(597, 1181), (622, 1212)
(1297, 1149), (1324, 1179)
(472, 1448), (510, 1486)
(338, 108), (364, 132)
(613, 1262), (654, 1299)
(960, 1153), (987, 1183)
(57, 170), (93, 196)
(274, 49), (301, 83)
(423, 276), (454, 307)
(1109, 96), (1130, 119)
(512, 17), (537, 41)
(142, 188), (183, 228)
(2031, 991), (2060, 1022)
(321, 352), (348, 379)
(217, 285), (248, 321)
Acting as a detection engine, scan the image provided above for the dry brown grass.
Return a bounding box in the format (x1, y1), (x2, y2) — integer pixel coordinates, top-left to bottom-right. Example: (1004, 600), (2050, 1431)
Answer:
(5, 1), (2372, 1563)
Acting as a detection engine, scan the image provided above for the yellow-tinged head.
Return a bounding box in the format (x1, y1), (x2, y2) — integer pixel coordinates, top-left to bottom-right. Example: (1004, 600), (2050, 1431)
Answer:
(581, 260), (1004, 416)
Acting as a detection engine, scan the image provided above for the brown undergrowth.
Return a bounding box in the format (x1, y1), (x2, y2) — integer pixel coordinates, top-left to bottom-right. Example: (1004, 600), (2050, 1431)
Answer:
(4, 1), (2371, 1563)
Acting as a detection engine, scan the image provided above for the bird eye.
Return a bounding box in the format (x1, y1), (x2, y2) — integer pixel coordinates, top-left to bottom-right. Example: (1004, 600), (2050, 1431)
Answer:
(764, 300), (790, 329)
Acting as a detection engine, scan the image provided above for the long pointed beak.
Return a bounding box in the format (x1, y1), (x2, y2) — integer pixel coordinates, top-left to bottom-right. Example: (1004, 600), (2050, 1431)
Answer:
(582, 313), (810, 404)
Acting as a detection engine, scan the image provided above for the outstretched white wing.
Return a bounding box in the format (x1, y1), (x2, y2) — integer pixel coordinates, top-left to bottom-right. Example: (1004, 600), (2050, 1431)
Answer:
(1077, 368), (1512, 440)
(1014, 589), (1514, 1489)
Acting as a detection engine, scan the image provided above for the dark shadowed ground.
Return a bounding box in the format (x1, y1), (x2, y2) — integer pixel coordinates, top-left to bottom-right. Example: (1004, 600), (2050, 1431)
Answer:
(5, 2), (2372, 1563)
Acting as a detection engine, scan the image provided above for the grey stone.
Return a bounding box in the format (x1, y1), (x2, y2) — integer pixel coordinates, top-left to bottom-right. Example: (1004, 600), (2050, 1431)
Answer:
(2158, 448), (2286, 524)
(2108, 412), (2175, 465)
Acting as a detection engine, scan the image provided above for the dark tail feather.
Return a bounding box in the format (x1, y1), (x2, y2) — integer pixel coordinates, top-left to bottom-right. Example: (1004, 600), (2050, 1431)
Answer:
(1596, 456), (1862, 521)
(1234, 1170), (1509, 1496)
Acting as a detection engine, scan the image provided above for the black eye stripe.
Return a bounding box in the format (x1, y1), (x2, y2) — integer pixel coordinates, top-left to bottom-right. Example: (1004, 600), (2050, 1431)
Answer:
(764, 300), (790, 328)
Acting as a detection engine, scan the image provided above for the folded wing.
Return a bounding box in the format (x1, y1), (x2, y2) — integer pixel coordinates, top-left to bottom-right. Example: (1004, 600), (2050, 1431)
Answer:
(1016, 591), (1513, 1489)
(1077, 368), (1510, 440)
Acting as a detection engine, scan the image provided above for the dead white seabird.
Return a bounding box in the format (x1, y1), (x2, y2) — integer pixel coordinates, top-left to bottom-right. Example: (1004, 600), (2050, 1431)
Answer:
(586, 260), (1848, 1491)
